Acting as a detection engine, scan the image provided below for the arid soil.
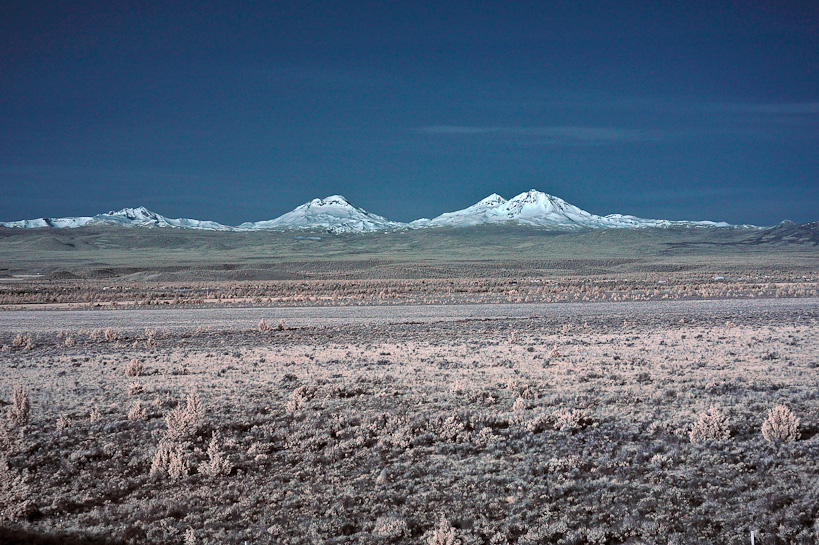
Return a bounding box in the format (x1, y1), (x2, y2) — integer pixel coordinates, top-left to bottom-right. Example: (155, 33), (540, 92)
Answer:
(1, 299), (818, 544)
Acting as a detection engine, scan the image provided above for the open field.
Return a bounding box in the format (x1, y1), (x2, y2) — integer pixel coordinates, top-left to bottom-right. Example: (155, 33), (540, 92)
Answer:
(1, 299), (818, 544)
(1, 225), (817, 307)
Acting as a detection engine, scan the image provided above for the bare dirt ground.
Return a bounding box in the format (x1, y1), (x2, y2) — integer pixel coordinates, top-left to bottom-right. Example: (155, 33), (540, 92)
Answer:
(1, 297), (818, 333)
(1, 298), (818, 544)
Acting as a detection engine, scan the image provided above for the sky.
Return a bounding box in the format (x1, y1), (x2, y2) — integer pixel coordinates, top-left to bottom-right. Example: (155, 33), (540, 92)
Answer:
(1, 0), (818, 226)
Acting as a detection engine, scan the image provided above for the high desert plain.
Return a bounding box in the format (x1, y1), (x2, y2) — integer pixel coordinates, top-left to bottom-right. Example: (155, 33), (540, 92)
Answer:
(1, 224), (818, 544)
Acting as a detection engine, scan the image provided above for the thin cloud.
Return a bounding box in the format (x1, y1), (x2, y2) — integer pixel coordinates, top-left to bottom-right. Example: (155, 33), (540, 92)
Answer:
(417, 125), (654, 143)
(712, 102), (819, 115)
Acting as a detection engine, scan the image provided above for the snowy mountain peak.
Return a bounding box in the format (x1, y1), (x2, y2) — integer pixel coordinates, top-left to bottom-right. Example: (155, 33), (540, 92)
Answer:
(475, 194), (507, 207)
(106, 207), (160, 220)
(307, 195), (351, 207)
(236, 195), (404, 233)
(503, 190), (583, 218)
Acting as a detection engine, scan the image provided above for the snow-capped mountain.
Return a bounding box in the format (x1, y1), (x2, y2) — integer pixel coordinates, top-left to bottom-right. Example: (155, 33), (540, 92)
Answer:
(1, 191), (741, 233)
(0, 207), (232, 231)
(412, 190), (731, 230)
(410, 194), (508, 228)
(235, 195), (404, 234)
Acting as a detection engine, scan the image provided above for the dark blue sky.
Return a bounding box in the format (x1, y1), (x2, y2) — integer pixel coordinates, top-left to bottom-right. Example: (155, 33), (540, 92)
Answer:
(2, 0), (817, 225)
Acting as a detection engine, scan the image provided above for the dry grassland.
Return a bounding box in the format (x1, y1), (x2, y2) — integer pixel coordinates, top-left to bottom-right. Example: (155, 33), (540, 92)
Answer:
(1, 225), (817, 308)
(1, 300), (818, 544)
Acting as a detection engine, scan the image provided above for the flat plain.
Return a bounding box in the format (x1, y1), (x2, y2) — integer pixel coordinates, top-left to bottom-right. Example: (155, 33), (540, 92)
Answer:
(1, 225), (818, 544)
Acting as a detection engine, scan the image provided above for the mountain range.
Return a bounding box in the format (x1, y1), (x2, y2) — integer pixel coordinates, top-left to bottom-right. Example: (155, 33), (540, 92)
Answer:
(0, 190), (749, 233)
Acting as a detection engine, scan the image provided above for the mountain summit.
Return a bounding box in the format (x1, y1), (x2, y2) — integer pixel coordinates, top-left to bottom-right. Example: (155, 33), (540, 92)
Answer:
(236, 195), (404, 234)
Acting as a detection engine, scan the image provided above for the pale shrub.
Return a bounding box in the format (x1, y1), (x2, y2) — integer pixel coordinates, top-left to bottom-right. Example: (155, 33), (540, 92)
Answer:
(8, 384), (30, 426)
(184, 391), (204, 421)
(165, 392), (204, 441)
(104, 327), (117, 341)
(63, 336), (75, 348)
(165, 406), (193, 441)
(56, 414), (71, 431)
(426, 515), (460, 545)
(373, 513), (409, 539)
(511, 397), (529, 412)
(286, 387), (307, 414)
(124, 358), (143, 377)
(128, 381), (144, 395)
(277, 319), (287, 331)
(10, 334), (35, 351)
(553, 408), (585, 432)
(689, 406), (731, 443)
(184, 527), (196, 545)
(257, 318), (270, 332)
(200, 436), (232, 477)
(168, 448), (189, 480)
(150, 442), (188, 479)
(128, 400), (147, 421)
(448, 380), (466, 395)
(523, 410), (551, 433)
(761, 405), (800, 443)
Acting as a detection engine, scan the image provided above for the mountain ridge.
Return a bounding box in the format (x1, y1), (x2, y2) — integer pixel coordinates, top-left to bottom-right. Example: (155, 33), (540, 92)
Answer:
(0, 190), (763, 233)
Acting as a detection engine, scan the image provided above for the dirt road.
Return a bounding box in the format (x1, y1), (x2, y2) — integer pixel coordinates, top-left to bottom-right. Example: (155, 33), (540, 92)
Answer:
(1, 297), (816, 334)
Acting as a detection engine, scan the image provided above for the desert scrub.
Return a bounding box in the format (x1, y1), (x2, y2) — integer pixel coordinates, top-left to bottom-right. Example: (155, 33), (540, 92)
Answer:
(373, 513), (409, 539)
(128, 400), (147, 421)
(0, 453), (34, 522)
(11, 334), (26, 348)
(426, 516), (460, 545)
(125, 358), (144, 377)
(553, 407), (587, 432)
(199, 435), (232, 477)
(56, 414), (71, 431)
(7, 384), (30, 426)
(285, 386), (309, 414)
(128, 381), (145, 395)
(511, 396), (530, 412)
(149, 442), (188, 479)
(761, 405), (800, 443)
(11, 334), (34, 351)
(689, 406), (731, 443)
(165, 392), (204, 441)
(257, 318), (270, 332)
